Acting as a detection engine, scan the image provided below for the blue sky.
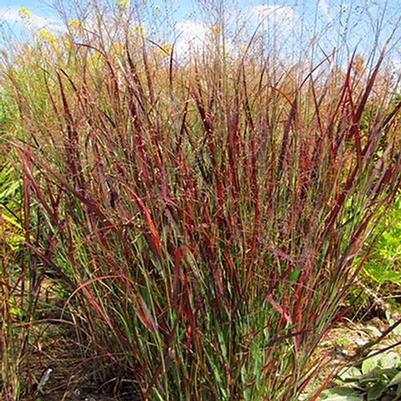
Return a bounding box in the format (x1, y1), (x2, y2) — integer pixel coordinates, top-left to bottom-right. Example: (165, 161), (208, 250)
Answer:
(0, 0), (399, 71)
(0, 0), (55, 19)
(0, 0), (397, 37)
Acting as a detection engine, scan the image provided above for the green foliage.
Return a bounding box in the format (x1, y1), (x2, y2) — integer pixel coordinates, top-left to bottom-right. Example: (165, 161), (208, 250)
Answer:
(357, 91), (401, 292)
(318, 351), (401, 401)
(385, 311), (401, 335)
(0, 98), (27, 401)
(0, 159), (24, 251)
(363, 197), (401, 286)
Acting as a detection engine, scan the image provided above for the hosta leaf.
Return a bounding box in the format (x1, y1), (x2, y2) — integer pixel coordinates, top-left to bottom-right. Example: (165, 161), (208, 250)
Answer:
(337, 366), (362, 382)
(362, 352), (400, 374)
(380, 353), (400, 369)
(367, 383), (385, 400)
(385, 311), (401, 335)
(318, 387), (363, 401)
(389, 371), (401, 386)
(396, 383), (401, 398)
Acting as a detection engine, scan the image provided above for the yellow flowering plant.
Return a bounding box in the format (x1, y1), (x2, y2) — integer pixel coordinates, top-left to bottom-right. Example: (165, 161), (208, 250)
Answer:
(211, 25), (222, 34)
(18, 7), (31, 19)
(68, 19), (82, 36)
(156, 42), (172, 57)
(36, 29), (58, 47)
(116, 0), (129, 11)
(131, 25), (144, 37)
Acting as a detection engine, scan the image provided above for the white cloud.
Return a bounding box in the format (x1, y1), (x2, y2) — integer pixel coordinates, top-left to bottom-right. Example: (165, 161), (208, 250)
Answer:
(171, 6), (300, 61)
(0, 7), (64, 33)
(319, 0), (333, 25)
(244, 4), (303, 60)
(249, 5), (299, 35)
(389, 59), (401, 78)
(174, 20), (209, 57)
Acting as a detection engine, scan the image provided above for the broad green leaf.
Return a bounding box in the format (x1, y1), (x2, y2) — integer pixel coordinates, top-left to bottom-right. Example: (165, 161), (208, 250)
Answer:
(319, 387), (363, 401)
(367, 383), (385, 400)
(362, 352), (400, 374)
(380, 353), (400, 369)
(359, 369), (381, 385)
(395, 383), (401, 398)
(380, 367), (401, 380)
(389, 371), (401, 386)
(337, 366), (362, 382)
(385, 311), (401, 335)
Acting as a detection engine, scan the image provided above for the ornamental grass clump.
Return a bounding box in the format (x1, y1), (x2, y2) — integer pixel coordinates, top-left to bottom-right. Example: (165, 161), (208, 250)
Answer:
(1, 2), (401, 400)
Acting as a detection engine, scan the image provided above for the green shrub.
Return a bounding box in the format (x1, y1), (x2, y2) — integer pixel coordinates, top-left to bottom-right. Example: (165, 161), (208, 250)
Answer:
(363, 197), (401, 286)
(318, 351), (401, 401)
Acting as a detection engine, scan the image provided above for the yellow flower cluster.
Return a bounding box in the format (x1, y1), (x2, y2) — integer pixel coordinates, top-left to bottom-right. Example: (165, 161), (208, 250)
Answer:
(113, 43), (124, 54)
(116, 0), (129, 10)
(131, 25), (144, 37)
(163, 42), (172, 55)
(211, 26), (222, 34)
(129, 25), (145, 46)
(36, 29), (57, 46)
(68, 19), (82, 35)
(157, 42), (172, 57)
(88, 52), (102, 66)
(18, 7), (31, 19)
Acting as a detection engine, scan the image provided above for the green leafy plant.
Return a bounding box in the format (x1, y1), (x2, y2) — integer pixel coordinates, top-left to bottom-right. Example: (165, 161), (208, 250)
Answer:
(318, 351), (401, 401)
(385, 311), (401, 336)
(363, 197), (401, 286)
(0, 159), (24, 251)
